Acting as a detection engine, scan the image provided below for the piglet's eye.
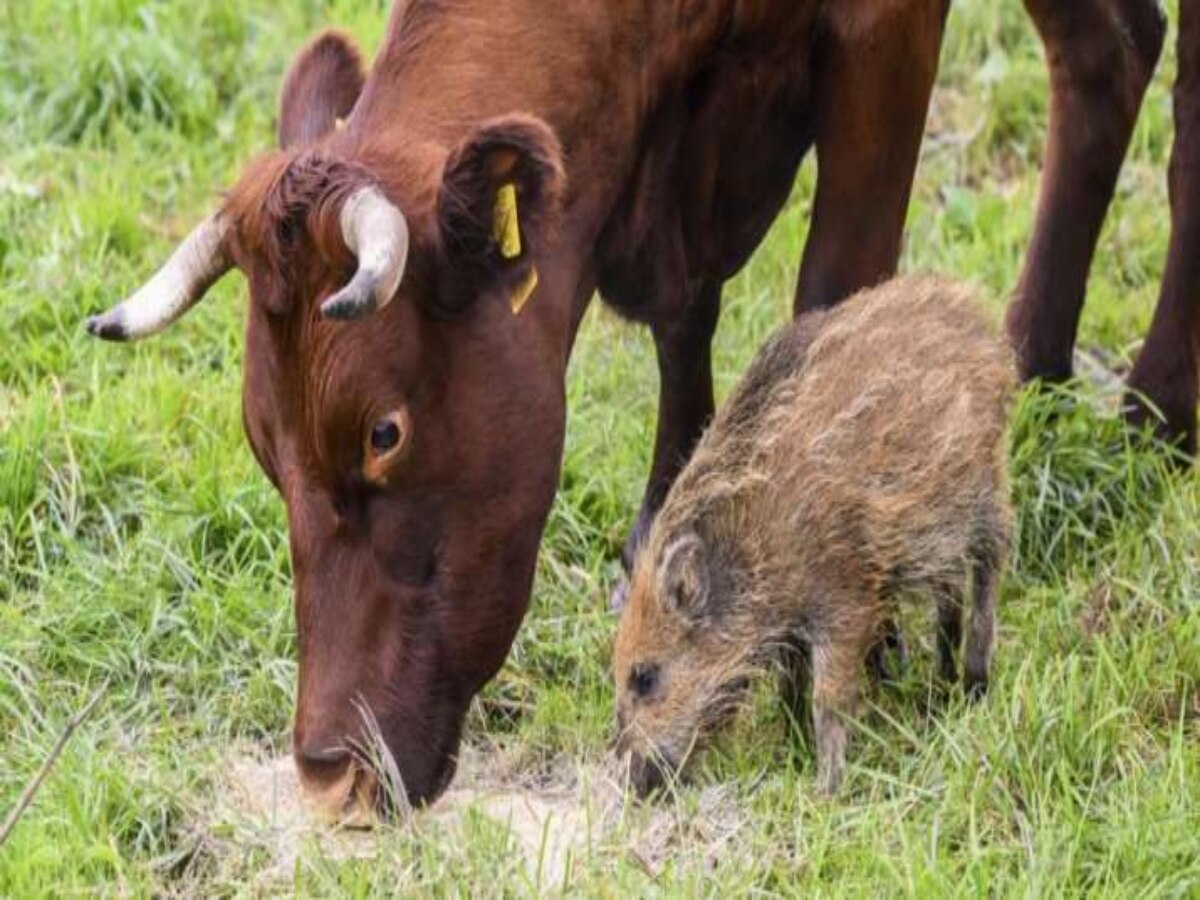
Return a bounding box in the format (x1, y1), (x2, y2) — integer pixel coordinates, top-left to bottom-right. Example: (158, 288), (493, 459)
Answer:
(629, 662), (660, 699)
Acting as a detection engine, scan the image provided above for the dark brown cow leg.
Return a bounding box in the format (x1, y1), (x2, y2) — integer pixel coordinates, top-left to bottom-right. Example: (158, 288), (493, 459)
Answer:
(795, 1), (946, 672)
(1007, 0), (1166, 382)
(614, 280), (721, 605)
(1126, 5), (1200, 455)
(795, 0), (947, 312)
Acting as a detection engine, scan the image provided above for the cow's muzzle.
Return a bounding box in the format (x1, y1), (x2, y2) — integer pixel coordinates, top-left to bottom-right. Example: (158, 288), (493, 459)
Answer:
(295, 745), (380, 827)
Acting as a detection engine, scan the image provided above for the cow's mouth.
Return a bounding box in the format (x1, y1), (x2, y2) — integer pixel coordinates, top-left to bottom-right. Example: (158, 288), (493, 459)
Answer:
(418, 752), (459, 806)
(298, 742), (461, 825)
(298, 754), (377, 827)
(372, 748), (460, 817)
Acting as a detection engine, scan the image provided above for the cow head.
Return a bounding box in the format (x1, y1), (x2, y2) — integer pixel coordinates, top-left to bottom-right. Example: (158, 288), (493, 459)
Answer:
(86, 31), (568, 814)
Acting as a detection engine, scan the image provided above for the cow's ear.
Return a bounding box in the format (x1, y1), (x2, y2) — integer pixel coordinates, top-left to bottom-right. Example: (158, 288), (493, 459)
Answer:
(437, 114), (564, 312)
(278, 30), (365, 149)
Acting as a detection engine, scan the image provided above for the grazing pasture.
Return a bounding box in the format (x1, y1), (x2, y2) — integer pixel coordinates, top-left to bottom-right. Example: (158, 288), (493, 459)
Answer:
(1, 0), (1197, 894)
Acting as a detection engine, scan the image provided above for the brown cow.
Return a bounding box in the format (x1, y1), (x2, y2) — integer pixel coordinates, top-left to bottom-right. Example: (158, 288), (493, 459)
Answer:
(83, 0), (1195, 816)
(86, 1), (947, 814)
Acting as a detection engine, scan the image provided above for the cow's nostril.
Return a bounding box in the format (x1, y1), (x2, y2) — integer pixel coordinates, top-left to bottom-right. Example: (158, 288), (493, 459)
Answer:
(294, 743), (376, 826)
(296, 744), (353, 779)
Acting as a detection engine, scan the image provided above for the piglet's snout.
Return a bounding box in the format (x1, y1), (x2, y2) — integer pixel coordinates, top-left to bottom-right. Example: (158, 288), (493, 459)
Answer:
(625, 751), (669, 798)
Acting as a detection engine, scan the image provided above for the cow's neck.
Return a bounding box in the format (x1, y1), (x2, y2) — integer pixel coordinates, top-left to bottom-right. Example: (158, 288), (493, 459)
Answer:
(344, 1), (811, 357)
(356, 1), (800, 216)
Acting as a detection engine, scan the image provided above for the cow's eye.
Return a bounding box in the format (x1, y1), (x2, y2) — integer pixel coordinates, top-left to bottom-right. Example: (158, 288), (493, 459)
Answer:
(371, 419), (402, 454)
(364, 410), (409, 484)
(629, 662), (661, 699)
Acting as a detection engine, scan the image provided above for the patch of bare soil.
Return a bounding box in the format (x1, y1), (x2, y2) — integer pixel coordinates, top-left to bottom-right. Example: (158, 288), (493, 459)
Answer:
(205, 743), (743, 890)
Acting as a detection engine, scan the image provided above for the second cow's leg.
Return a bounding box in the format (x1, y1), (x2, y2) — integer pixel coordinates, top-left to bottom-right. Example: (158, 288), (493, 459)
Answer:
(1006, 0), (1166, 382)
(797, 0), (947, 671)
(1127, 4), (1200, 454)
(795, 0), (947, 312)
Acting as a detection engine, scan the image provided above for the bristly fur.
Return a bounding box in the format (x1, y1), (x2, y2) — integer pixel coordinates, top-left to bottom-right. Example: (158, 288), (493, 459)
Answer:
(614, 275), (1016, 795)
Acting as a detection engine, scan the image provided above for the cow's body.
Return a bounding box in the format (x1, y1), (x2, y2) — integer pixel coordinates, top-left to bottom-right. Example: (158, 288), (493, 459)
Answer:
(87, 0), (946, 813)
(86, 0), (1198, 816)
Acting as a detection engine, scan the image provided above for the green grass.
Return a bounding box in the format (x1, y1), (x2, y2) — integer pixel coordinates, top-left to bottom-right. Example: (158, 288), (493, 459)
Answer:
(2, 0), (1198, 894)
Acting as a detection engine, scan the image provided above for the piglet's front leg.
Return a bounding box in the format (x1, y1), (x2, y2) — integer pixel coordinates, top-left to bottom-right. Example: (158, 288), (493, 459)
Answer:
(811, 639), (862, 797)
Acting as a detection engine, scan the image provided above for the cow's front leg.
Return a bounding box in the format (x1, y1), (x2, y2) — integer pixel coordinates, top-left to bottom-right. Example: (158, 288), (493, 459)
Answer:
(1006, 0), (1166, 382)
(795, 0), (947, 312)
(1127, 4), (1200, 455)
(790, 0), (946, 666)
(612, 279), (721, 609)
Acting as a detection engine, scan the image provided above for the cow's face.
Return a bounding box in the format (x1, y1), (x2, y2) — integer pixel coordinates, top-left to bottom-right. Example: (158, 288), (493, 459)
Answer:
(235, 155), (564, 811)
(85, 32), (568, 813)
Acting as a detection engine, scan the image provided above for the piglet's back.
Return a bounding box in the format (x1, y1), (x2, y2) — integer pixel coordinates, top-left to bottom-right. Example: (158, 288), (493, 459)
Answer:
(657, 276), (1016, 597)
(770, 277), (1012, 468)
(763, 277), (1014, 581)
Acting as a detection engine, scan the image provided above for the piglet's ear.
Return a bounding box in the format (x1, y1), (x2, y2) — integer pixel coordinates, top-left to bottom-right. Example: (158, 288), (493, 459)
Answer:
(658, 533), (712, 619)
(437, 114), (564, 313)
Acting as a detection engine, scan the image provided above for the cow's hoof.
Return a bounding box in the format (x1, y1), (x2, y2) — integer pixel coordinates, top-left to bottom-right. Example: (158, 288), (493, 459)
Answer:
(1122, 389), (1196, 463)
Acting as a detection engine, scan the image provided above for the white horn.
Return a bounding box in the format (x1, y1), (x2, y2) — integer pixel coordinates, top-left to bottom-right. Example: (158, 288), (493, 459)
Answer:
(86, 213), (232, 342)
(320, 187), (409, 321)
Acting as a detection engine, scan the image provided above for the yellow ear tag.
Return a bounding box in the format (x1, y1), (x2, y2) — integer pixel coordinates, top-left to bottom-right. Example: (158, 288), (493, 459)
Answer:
(494, 182), (536, 314)
(493, 183), (522, 260)
(510, 265), (538, 316)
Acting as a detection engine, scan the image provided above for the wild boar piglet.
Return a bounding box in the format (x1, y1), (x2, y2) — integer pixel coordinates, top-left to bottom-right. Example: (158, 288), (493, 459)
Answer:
(613, 276), (1015, 796)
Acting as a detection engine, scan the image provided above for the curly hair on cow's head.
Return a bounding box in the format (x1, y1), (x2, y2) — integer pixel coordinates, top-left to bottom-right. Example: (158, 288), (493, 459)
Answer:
(221, 151), (381, 316)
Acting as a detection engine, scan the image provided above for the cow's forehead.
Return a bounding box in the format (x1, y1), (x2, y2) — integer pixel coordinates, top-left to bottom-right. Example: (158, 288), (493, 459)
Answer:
(244, 282), (424, 479)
